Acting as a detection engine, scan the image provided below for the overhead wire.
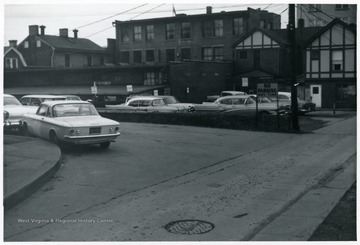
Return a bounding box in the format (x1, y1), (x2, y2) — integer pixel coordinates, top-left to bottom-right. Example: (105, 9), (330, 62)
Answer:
(76, 3), (149, 29)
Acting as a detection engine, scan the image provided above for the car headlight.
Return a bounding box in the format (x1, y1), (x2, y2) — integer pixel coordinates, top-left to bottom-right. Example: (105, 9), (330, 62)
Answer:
(109, 127), (115, 132)
(115, 127), (119, 131)
(76, 129), (81, 134)
(4, 111), (9, 120)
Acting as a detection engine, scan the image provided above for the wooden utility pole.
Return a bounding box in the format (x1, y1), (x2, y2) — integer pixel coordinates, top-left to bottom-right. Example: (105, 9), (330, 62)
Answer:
(288, 4), (300, 131)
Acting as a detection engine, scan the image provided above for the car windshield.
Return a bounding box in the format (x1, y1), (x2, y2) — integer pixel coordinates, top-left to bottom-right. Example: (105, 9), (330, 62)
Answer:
(4, 97), (22, 106)
(162, 97), (179, 104)
(53, 103), (99, 117)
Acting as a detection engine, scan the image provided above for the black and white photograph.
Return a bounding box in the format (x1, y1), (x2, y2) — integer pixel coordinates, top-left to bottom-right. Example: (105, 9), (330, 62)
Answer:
(2, 0), (357, 242)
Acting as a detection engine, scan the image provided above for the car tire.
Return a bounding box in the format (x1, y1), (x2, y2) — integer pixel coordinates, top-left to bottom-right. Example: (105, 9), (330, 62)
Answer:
(49, 131), (60, 145)
(100, 142), (110, 149)
(21, 123), (30, 136)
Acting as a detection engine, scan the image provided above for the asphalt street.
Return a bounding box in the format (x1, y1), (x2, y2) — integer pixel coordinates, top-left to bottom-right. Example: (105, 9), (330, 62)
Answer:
(4, 112), (356, 241)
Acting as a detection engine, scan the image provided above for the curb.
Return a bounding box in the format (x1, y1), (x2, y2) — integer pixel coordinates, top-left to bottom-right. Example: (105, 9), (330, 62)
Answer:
(3, 137), (63, 211)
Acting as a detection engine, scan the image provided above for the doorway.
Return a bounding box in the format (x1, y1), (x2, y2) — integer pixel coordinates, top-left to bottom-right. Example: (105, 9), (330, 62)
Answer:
(310, 84), (322, 108)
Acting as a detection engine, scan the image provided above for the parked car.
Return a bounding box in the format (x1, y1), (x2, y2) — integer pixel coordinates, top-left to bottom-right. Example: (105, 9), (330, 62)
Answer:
(20, 95), (67, 107)
(124, 95), (195, 112)
(62, 95), (82, 101)
(207, 91), (247, 102)
(269, 92), (316, 115)
(21, 101), (120, 148)
(195, 95), (280, 114)
(106, 96), (180, 113)
(3, 94), (37, 132)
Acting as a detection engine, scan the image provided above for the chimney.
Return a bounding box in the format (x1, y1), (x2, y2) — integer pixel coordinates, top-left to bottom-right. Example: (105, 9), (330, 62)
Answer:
(40, 25), (46, 35)
(29, 25), (39, 36)
(59, 28), (68, 38)
(298, 18), (305, 29)
(9, 40), (17, 48)
(206, 6), (212, 14)
(73, 29), (78, 39)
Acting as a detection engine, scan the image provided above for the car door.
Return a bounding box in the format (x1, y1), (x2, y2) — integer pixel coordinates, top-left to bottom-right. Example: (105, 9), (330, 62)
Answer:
(27, 104), (50, 137)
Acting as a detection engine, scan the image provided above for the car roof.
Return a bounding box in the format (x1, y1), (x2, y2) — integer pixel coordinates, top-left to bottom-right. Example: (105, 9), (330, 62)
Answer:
(221, 91), (245, 93)
(40, 100), (91, 107)
(217, 95), (251, 100)
(20, 94), (67, 99)
(4, 94), (15, 98)
(278, 92), (291, 96)
(128, 96), (162, 101)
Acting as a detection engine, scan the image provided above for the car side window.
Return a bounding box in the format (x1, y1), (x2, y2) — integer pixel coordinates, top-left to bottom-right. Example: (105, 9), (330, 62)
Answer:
(219, 99), (232, 105)
(152, 99), (165, 106)
(20, 98), (30, 105)
(30, 98), (42, 106)
(128, 101), (139, 107)
(245, 98), (255, 105)
(278, 95), (289, 100)
(37, 105), (49, 116)
(233, 99), (245, 105)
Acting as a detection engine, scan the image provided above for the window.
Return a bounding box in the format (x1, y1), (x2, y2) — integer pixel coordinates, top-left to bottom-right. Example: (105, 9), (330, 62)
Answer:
(146, 25), (154, 41)
(166, 49), (175, 62)
(214, 20), (223, 37)
(36, 40), (41, 48)
(335, 4), (349, 10)
(133, 50), (142, 63)
(233, 18), (244, 35)
(260, 20), (265, 28)
(239, 51), (247, 59)
(134, 26), (142, 41)
(146, 50), (155, 62)
(65, 54), (71, 67)
(24, 41), (29, 48)
(309, 4), (321, 11)
(203, 20), (213, 37)
(166, 23), (175, 40)
(181, 22), (191, 39)
(312, 87), (319, 94)
(267, 22), (273, 30)
(202, 47), (212, 61)
(332, 50), (343, 71)
(311, 50), (320, 60)
(120, 51), (130, 63)
(213, 47), (223, 60)
(144, 72), (163, 85)
(87, 55), (93, 66)
(100, 56), (105, 66)
(5, 58), (18, 69)
(121, 27), (130, 42)
(181, 48), (191, 60)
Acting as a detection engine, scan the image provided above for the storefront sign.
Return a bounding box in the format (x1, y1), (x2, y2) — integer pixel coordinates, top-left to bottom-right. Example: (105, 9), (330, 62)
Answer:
(257, 83), (278, 96)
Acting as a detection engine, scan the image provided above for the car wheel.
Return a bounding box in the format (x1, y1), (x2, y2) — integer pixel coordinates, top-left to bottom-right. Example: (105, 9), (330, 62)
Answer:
(100, 142), (110, 149)
(21, 123), (30, 136)
(49, 131), (60, 145)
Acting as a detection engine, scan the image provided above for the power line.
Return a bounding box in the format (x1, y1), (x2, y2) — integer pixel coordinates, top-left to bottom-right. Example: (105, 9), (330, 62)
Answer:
(85, 26), (113, 38)
(128, 3), (166, 20)
(76, 3), (148, 29)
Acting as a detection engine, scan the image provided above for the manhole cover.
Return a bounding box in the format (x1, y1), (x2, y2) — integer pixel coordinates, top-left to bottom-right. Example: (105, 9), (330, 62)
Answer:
(165, 220), (215, 235)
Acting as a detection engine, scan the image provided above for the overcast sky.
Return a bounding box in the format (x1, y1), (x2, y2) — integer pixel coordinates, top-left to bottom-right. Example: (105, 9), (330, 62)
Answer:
(3, 1), (290, 48)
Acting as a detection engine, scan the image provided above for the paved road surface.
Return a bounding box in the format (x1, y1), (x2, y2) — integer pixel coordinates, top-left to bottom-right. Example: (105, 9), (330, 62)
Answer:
(4, 114), (356, 241)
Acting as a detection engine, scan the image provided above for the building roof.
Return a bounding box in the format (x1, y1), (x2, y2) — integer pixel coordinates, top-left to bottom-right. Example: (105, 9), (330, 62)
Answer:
(3, 46), (28, 67)
(114, 7), (279, 24)
(232, 26), (323, 48)
(35, 35), (105, 52)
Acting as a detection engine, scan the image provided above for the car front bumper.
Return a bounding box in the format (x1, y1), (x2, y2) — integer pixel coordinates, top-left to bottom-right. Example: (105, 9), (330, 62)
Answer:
(3, 120), (23, 130)
(63, 132), (120, 144)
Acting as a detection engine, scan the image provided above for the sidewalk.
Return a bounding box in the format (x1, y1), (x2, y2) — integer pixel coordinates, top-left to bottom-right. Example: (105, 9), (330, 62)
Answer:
(3, 135), (62, 210)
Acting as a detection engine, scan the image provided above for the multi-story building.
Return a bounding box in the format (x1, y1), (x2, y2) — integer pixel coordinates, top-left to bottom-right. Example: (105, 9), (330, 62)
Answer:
(113, 7), (281, 66)
(297, 4), (357, 27)
(232, 20), (322, 95)
(16, 25), (108, 68)
(304, 18), (356, 108)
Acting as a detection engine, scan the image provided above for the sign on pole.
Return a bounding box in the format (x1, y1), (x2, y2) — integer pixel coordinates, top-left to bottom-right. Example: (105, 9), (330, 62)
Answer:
(242, 77), (248, 87)
(257, 83), (278, 97)
(91, 86), (97, 94)
(126, 85), (133, 93)
(153, 90), (158, 96)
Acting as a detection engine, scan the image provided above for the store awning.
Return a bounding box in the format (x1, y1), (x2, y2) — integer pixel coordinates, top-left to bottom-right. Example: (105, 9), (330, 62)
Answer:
(4, 85), (169, 96)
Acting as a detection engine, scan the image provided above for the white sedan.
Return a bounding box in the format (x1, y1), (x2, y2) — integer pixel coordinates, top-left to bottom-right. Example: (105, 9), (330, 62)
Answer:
(22, 101), (120, 148)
